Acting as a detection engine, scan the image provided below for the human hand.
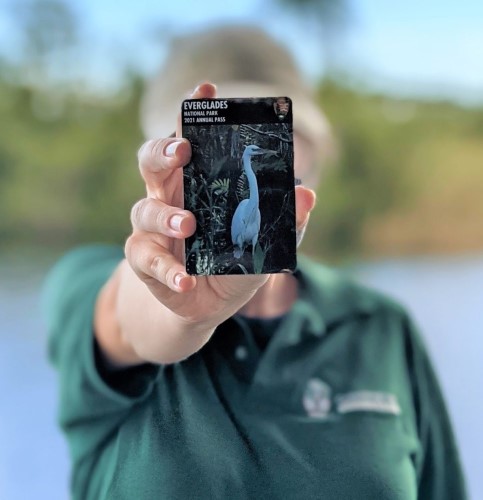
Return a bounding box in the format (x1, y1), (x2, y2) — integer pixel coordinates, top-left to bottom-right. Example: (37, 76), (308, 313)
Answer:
(124, 83), (272, 326)
(99, 83), (316, 365)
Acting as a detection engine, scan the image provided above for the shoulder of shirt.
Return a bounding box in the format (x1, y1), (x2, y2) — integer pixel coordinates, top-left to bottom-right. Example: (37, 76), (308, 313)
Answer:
(51, 244), (124, 272)
(42, 244), (124, 317)
(295, 254), (410, 328)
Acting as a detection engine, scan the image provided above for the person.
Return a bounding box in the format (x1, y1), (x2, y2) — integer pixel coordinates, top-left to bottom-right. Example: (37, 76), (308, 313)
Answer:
(43, 26), (467, 500)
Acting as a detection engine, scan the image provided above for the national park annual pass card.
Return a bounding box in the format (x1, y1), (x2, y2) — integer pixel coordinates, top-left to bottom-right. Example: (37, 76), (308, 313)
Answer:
(182, 97), (296, 275)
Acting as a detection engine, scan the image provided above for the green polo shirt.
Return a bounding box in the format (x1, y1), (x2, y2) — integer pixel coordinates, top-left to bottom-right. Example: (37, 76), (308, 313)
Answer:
(43, 245), (467, 500)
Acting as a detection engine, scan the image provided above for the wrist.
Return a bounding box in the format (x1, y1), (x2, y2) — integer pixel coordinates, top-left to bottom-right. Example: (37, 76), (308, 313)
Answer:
(94, 263), (146, 368)
(115, 260), (218, 364)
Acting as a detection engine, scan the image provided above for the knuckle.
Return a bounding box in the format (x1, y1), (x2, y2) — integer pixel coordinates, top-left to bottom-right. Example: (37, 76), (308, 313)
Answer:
(137, 140), (151, 165)
(155, 205), (171, 229)
(165, 266), (177, 285)
(130, 198), (148, 227)
(149, 138), (165, 161)
(124, 234), (137, 262)
(137, 138), (166, 171)
(148, 254), (164, 279)
(131, 198), (173, 232)
(136, 141), (147, 162)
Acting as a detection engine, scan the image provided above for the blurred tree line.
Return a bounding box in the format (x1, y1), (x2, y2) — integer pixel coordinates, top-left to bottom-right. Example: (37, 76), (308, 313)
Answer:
(1, 0), (483, 261)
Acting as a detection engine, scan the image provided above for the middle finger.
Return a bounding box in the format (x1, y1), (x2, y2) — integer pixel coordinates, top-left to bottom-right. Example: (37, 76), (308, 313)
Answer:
(131, 197), (196, 238)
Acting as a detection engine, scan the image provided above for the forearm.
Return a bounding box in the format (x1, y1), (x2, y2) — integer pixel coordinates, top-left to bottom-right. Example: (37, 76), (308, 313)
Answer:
(94, 259), (216, 367)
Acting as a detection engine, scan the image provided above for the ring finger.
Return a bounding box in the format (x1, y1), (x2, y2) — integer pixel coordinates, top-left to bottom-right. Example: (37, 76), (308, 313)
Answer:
(125, 234), (195, 292)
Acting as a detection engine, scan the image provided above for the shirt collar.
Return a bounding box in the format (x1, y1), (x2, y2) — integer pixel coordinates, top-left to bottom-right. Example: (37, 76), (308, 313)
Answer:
(288, 254), (380, 341)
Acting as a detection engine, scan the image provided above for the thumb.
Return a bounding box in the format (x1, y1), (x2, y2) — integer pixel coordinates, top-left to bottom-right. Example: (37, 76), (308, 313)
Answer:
(176, 82), (218, 137)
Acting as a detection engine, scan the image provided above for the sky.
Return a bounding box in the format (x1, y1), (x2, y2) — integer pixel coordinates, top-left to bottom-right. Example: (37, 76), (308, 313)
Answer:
(1, 0), (482, 104)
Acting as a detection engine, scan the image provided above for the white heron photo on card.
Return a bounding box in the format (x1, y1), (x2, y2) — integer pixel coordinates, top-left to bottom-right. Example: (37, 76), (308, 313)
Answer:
(182, 97), (296, 275)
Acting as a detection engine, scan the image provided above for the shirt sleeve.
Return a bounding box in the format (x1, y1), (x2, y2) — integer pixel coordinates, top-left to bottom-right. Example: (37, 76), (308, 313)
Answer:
(403, 313), (468, 500)
(42, 245), (161, 494)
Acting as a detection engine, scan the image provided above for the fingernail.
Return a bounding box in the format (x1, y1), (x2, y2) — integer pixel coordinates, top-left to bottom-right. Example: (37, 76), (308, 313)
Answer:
(169, 214), (185, 232)
(174, 273), (185, 289)
(165, 140), (181, 157)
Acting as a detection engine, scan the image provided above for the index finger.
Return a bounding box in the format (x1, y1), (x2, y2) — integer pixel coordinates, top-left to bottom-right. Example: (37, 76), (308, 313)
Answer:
(138, 83), (218, 197)
(137, 136), (191, 197)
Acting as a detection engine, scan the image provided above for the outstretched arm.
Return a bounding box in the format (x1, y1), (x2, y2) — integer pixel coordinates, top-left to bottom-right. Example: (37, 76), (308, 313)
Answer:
(94, 82), (316, 367)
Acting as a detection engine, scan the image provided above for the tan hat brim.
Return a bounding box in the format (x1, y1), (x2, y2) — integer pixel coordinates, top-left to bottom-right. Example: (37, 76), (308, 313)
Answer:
(140, 80), (331, 148)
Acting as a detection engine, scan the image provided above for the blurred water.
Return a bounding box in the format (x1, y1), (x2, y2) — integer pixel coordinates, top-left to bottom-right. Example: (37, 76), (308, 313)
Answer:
(352, 254), (483, 500)
(0, 260), (69, 500)
(0, 254), (481, 500)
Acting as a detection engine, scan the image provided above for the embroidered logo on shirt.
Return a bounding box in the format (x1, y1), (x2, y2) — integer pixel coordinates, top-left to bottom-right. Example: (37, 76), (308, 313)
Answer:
(302, 378), (332, 418)
(335, 391), (401, 415)
(302, 380), (401, 418)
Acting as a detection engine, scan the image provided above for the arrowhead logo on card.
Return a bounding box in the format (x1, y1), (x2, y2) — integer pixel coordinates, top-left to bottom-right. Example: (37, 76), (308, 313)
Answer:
(273, 96), (290, 121)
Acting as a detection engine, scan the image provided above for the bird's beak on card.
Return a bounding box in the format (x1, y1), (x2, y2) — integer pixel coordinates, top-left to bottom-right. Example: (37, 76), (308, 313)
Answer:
(257, 148), (278, 156)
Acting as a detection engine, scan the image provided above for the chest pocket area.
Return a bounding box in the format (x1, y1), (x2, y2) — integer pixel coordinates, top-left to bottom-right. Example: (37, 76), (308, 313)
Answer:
(334, 391), (421, 464)
(301, 385), (420, 459)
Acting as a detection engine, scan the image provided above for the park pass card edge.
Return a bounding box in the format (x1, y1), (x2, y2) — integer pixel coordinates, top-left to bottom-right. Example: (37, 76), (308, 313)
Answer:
(181, 97), (297, 276)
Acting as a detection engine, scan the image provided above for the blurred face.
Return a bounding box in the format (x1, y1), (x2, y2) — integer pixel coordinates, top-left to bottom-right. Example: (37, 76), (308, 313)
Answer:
(294, 132), (319, 190)
(293, 132), (319, 247)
